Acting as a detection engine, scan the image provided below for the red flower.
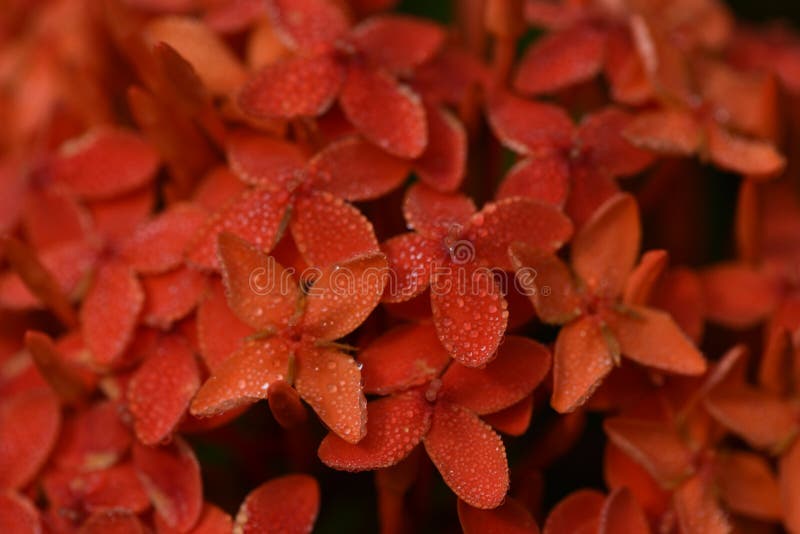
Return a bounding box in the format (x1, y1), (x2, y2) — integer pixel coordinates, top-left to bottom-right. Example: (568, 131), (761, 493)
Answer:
(234, 474), (319, 533)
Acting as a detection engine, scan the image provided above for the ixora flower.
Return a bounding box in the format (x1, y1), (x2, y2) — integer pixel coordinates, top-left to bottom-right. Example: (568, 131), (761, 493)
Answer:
(510, 193), (706, 412)
(318, 323), (551, 509)
(381, 182), (572, 366)
(190, 233), (387, 443)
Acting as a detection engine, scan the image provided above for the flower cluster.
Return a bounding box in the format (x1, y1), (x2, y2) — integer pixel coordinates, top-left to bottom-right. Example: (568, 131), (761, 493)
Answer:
(1, 0), (799, 532)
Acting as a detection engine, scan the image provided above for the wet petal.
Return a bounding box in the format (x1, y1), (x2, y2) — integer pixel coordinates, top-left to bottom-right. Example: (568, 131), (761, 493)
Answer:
(141, 267), (208, 330)
(487, 92), (574, 155)
(120, 203), (207, 275)
(423, 402), (508, 509)
(576, 108), (655, 177)
(380, 233), (436, 303)
(716, 451), (782, 521)
(265, 0), (348, 54)
(309, 136), (409, 201)
(673, 473), (731, 534)
(403, 183), (476, 240)
(267, 380), (308, 428)
(88, 187), (155, 246)
(650, 267), (705, 344)
(81, 262), (144, 368)
(441, 336), (551, 415)
(190, 337), (292, 417)
(52, 128), (159, 200)
(603, 417), (694, 488)
(301, 253), (387, 341)
(509, 243), (581, 324)
(706, 121), (785, 178)
(187, 187), (291, 271)
(514, 23), (606, 95)
(414, 105), (467, 192)
(193, 167), (247, 213)
(431, 264), (508, 367)
(24, 330), (89, 405)
(458, 497), (539, 533)
(128, 335), (200, 445)
(467, 197), (574, 271)
(606, 306), (706, 375)
(197, 278), (256, 372)
(81, 510), (145, 534)
(359, 323), (449, 395)
(218, 232), (299, 331)
(604, 27), (652, 105)
(622, 250), (668, 306)
(156, 503), (233, 534)
(481, 395), (534, 436)
(295, 346), (367, 443)
(351, 15), (445, 73)
(496, 155), (570, 208)
(571, 193), (640, 298)
(0, 389), (60, 489)
(45, 463), (150, 514)
(318, 391), (431, 469)
(51, 401), (131, 473)
(234, 474), (319, 534)
(700, 263), (778, 329)
(623, 110), (701, 156)
(551, 315), (614, 413)
(226, 130), (307, 189)
(22, 187), (90, 250)
(239, 54), (343, 121)
(704, 385), (796, 451)
(598, 487), (649, 534)
(291, 191), (380, 268)
(0, 492), (40, 533)
(340, 64), (427, 159)
(133, 438), (202, 532)
(543, 490), (604, 534)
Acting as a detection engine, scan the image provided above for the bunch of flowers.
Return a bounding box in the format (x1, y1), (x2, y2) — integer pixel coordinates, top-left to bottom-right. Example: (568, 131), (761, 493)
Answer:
(1, 0), (800, 532)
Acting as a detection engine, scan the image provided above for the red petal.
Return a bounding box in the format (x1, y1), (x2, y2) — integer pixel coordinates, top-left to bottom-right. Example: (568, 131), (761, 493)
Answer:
(197, 278), (256, 372)
(606, 306), (706, 375)
(267, 380), (308, 428)
(715, 451), (782, 521)
(88, 187), (155, 246)
(458, 497), (539, 534)
(543, 490), (604, 534)
(24, 330), (89, 405)
(290, 191), (379, 267)
(576, 108), (655, 177)
(603, 417), (693, 487)
(441, 336), (551, 415)
(133, 438), (202, 532)
(0, 389), (60, 489)
(673, 473), (731, 534)
(487, 92), (574, 155)
(780, 438), (800, 533)
(239, 55), (344, 119)
(120, 203), (207, 275)
(431, 264), (508, 367)
(467, 197), (574, 270)
(359, 323), (449, 395)
(598, 487), (649, 534)
(604, 443), (671, 521)
(380, 233), (436, 303)
(623, 110), (701, 156)
(141, 267), (208, 330)
(704, 385), (796, 451)
(514, 23), (606, 95)
(706, 121), (785, 178)
(308, 136), (409, 201)
(351, 15), (445, 73)
(700, 263), (778, 328)
(301, 253), (387, 340)
(192, 166), (247, 213)
(226, 130), (307, 188)
(572, 193), (640, 298)
(187, 187), (291, 271)
(563, 165), (619, 230)
(496, 155), (570, 208)
(423, 402), (508, 509)
(0, 492), (40, 533)
(318, 391), (431, 469)
(45, 463), (150, 514)
(190, 337), (291, 416)
(53, 128), (159, 200)
(128, 335), (200, 445)
(218, 232), (299, 331)
(81, 262), (144, 368)
(51, 401), (131, 472)
(265, 0), (348, 54)
(157, 503), (233, 534)
(509, 243), (581, 324)
(81, 510), (145, 534)
(481, 395), (534, 436)
(339, 64), (427, 159)
(414, 105), (467, 192)
(295, 346), (366, 443)
(650, 267), (705, 343)
(22, 187), (90, 250)
(551, 315), (614, 413)
(604, 26), (652, 105)
(403, 183), (476, 240)
(622, 250), (668, 306)
(234, 474), (319, 534)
